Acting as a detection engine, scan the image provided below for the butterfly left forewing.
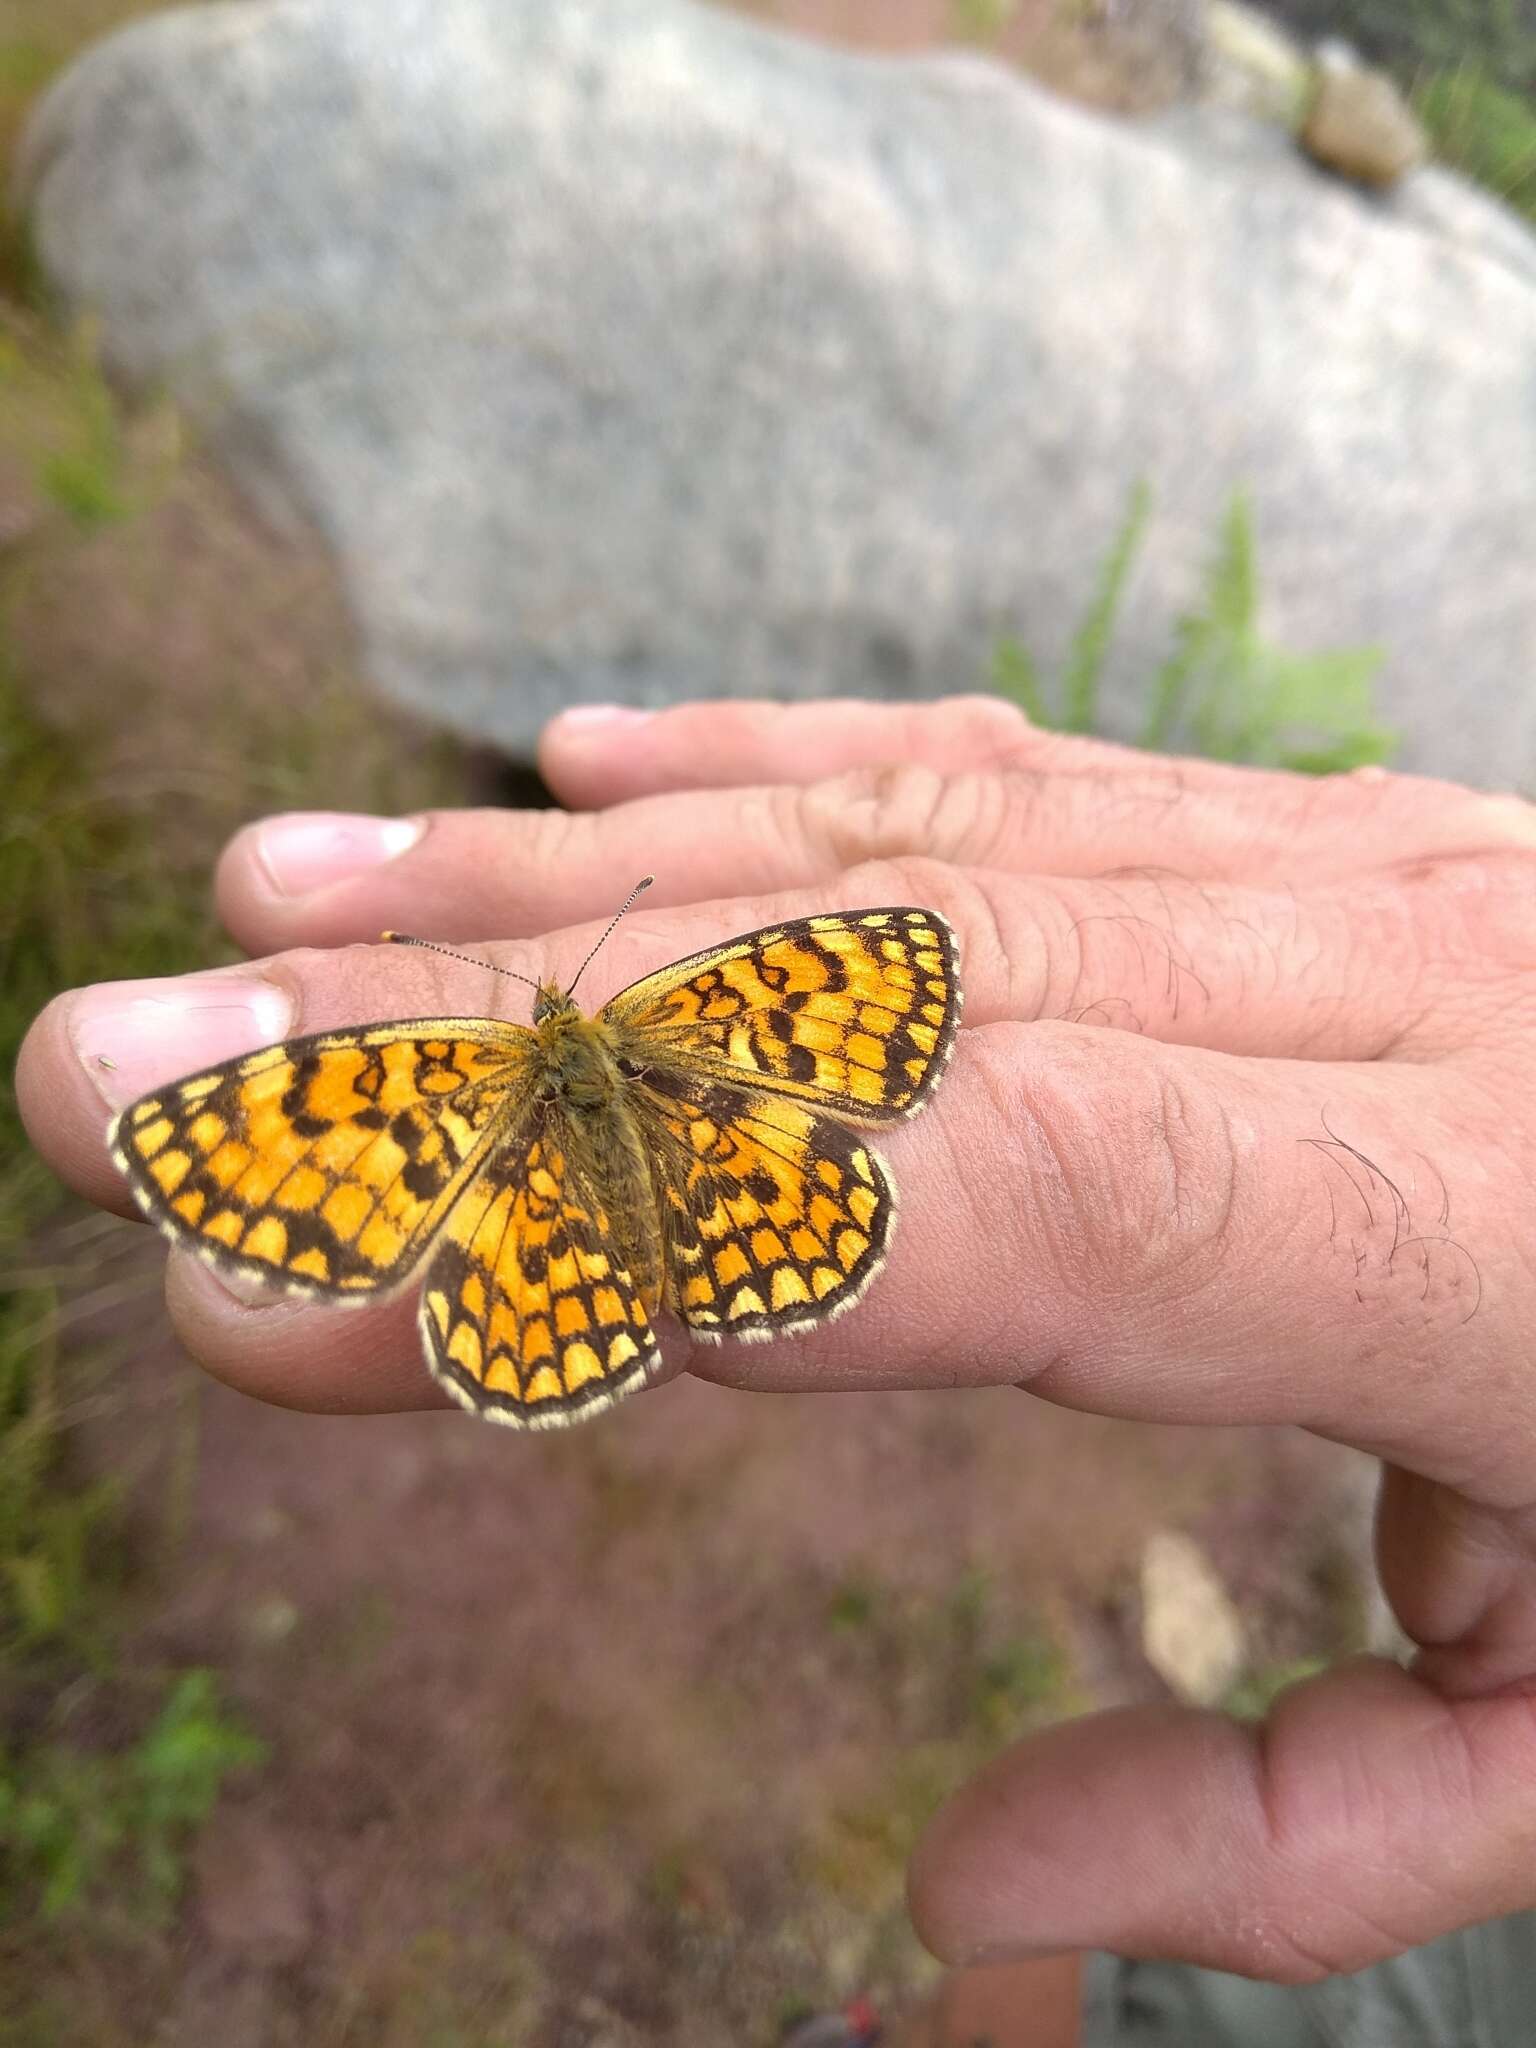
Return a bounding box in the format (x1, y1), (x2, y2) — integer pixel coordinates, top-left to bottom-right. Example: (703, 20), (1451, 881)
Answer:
(601, 908), (961, 1123)
(113, 1020), (534, 1298)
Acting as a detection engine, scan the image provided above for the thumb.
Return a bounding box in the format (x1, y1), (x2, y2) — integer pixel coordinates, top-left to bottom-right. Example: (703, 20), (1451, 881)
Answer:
(908, 1658), (1536, 1979)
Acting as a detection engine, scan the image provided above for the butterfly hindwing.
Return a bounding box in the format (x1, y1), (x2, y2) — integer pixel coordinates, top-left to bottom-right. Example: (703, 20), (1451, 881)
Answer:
(419, 1126), (661, 1427)
(601, 908), (961, 1122)
(112, 1020), (534, 1298)
(632, 1068), (895, 1341)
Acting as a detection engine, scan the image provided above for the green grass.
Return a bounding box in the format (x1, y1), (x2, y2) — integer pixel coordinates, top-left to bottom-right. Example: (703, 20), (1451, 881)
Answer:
(1224, 1656), (1329, 1720)
(0, 311), (463, 1997)
(1, 1668), (265, 1922)
(0, 450), (236, 1955)
(813, 1566), (1075, 1915)
(949, 0), (1022, 39)
(1263, 0), (1536, 98)
(0, 523), (208, 1673)
(1414, 60), (1536, 223)
(993, 480), (1153, 735)
(994, 483), (1395, 775)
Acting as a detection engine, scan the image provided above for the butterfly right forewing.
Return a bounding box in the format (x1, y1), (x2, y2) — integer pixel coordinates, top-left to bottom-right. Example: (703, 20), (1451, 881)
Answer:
(601, 908), (962, 1123)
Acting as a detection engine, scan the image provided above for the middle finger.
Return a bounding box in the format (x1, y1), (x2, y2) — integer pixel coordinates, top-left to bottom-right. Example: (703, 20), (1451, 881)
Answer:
(221, 841), (1527, 1068)
(215, 764), (1536, 960)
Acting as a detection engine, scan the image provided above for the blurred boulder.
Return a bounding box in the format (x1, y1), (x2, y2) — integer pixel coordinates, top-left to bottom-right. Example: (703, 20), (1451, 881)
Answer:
(16, 0), (1536, 784)
(1139, 1530), (1246, 1707)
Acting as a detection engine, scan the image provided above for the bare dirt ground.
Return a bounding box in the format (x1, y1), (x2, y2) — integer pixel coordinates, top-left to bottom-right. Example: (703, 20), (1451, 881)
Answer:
(65, 1215), (1369, 2046)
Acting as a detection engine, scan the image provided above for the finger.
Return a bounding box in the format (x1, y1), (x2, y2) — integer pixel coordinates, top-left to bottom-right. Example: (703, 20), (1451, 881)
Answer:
(1376, 1471), (1536, 1699)
(540, 695), (1307, 806)
(539, 697), (1536, 874)
(164, 1253), (453, 1415)
(23, 912), (1533, 1508)
(907, 1659), (1536, 1977)
(217, 773), (1536, 1028)
(221, 821), (1536, 1071)
(538, 695), (1038, 806)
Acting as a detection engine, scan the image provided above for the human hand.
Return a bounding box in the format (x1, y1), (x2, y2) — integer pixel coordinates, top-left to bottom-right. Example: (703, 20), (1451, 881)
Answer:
(19, 695), (1536, 1980)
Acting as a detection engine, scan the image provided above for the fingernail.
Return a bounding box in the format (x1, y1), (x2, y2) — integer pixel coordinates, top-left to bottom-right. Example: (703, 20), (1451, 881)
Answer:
(71, 972), (294, 1109)
(960, 1940), (1066, 1970)
(554, 704), (655, 731)
(1482, 793), (1536, 847)
(182, 1253), (288, 1310)
(253, 812), (423, 897)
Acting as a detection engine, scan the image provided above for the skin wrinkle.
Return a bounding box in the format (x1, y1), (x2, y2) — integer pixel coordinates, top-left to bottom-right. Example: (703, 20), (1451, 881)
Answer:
(1394, 1484), (1536, 1636)
(1150, 1067), (1238, 1249)
(923, 1109), (1019, 1374)
(927, 769), (991, 866)
(1137, 1066), (1243, 1299)
(1097, 766), (1192, 826)
(961, 1033), (1086, 1337)
(943, 767), (1019, 873)
(798, 764), (904, 872)
(1000, 1039), (1245, 1320)
(1366, 857), (1530, 1062)
(798, 761), (953, 873)
(948, 865), (1023, 1023)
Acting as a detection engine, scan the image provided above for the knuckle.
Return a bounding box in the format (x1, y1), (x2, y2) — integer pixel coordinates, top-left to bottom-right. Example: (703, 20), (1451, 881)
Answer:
(797, 762), (974, 869)
(1462, 788), (1536, 854)
(918, 691), (1033, 757)
(971, 1031), (1246, 1312)
(521, 804), (583, 871)
(1394, 849), (1536, 975)
(1339, 851), (1536, 1060)
(832, 849), (965, 919)
(1003, 1040), (1245, 1310)
(1328, 769), (1536, 854)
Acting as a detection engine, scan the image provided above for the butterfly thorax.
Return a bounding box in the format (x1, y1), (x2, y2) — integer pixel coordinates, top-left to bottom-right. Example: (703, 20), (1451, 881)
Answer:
(532, 991), (625, 1110)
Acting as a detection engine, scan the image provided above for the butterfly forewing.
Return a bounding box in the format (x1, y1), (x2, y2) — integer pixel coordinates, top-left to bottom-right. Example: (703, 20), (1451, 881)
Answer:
(112, 1021), (535, 1297)
(601, 908), (961, 1122)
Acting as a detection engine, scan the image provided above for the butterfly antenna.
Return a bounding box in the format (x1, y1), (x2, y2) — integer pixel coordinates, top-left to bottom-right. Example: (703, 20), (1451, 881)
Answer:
(564, 875), (655, 1000)
(381, 931), (541, 992)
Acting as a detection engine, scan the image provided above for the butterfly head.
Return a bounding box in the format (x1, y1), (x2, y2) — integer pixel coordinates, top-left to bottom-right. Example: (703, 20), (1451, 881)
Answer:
(532, 981), (579, 1025)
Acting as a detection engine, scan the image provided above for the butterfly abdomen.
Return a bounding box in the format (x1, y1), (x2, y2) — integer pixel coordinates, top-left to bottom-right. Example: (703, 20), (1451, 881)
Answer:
(535, 1007), (665, 1314)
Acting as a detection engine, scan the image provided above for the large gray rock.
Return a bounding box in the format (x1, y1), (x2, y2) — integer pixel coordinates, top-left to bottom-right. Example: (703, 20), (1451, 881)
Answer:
(16, 0), (1536, 784)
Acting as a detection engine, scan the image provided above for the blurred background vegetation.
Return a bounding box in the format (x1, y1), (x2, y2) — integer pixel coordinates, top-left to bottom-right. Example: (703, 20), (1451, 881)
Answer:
(1, 1), (1529, 2040)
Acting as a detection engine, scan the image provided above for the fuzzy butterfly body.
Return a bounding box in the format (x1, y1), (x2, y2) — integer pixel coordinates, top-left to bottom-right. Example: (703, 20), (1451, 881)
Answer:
(112, 908), (962, 1428)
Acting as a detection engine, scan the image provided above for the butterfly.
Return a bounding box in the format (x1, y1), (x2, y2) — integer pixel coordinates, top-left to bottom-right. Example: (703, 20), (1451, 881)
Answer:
(111, 884), (962, 1429)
